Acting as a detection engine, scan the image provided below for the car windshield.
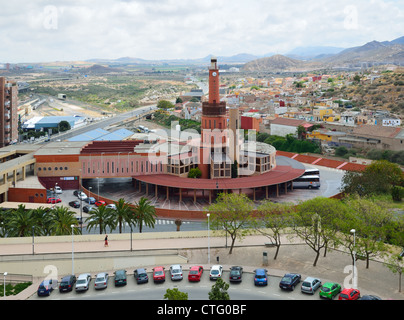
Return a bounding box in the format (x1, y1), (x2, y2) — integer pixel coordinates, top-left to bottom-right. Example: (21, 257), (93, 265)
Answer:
(231, 270), (240, 275)
(77, 279), (87, 284)
(321, 287), (330, 292)
(211, 270), (219, 274)
(96, 277), (105, 282)
(302, 281), (311, 287)
(281, 277), (292, 283)
(39, 284), (47, 289)
(60, 281), (69, 286)
(340, 293), (349, 299)
(172, 269), (180, 274)
(256, 275), (265, 279)
(190, 270), (198, 275)
(155, 271), (164, 276)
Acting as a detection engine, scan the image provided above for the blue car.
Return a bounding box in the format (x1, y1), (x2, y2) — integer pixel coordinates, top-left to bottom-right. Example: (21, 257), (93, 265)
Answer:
(84, 197), (96, 204)
(254, 269), (268, 286)
(37, 279), (58, 296)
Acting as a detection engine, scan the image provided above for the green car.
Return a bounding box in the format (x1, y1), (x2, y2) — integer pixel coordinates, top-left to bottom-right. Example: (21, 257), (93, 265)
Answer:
(319, 282), (341, 299)
(114, 270), (127, 287)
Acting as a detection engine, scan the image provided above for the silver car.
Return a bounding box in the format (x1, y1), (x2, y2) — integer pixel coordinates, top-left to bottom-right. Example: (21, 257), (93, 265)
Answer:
(209, 265), (223, 280)
(75, 273), (91, 292)
(169, 264), (183, 281)
(301, 277), (322, 294)
(94, 272), (109, 290)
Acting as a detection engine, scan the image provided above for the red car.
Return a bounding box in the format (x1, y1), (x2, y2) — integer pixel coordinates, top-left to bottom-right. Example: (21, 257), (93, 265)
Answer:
(339, 288), (361, 300)
(188, 266), (203, 282)
(152, 266), (165, 283)
(95, 200), (106, 207)
(47, 197), (61, 204)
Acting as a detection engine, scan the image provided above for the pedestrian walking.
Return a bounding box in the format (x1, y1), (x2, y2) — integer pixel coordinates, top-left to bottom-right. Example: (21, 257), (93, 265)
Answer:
(104, 235), (108, 247)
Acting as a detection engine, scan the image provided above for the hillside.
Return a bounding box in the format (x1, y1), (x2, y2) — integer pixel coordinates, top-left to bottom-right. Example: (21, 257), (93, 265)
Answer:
(242, 54), (305, 72)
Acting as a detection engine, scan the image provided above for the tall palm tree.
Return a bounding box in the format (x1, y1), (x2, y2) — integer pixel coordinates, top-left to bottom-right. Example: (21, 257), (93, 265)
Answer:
(6, 204), (35, 237)
(113, 198), (135, 233)
(85, 205), (116, 234)
(50, 206), (80, 235)
(133, 197), (157, 233)
(32, 206), (53, 236)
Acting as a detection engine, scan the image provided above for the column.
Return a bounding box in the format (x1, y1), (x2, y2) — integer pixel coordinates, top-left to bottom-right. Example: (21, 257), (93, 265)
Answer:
(179, 188), (182, 203)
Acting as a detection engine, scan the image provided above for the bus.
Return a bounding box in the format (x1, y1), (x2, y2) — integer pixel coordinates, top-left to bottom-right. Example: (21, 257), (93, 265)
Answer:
(303, 168), (320, 176)
(293, 175), (321, 189)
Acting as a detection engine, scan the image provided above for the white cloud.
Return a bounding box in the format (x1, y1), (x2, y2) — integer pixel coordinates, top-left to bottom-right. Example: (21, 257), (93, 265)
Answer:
(0, 0), (403, 62)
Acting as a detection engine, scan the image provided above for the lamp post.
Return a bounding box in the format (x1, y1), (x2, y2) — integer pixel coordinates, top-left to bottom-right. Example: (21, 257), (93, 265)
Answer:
(3, 272), (7, 300)
(71, 224), (75, 275)
(207, 213), (210, 265)
(350, 228), (357, 289)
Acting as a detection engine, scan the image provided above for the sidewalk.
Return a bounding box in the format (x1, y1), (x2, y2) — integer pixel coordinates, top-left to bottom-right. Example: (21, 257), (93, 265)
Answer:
(1, 232), (403, 300)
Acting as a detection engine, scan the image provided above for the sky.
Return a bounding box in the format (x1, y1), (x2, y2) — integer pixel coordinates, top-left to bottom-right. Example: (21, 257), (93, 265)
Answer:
(1, 0), (404, 63)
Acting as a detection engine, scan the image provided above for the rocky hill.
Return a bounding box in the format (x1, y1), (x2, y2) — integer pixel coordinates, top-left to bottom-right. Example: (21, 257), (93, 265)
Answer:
(242, 54), (305, 72)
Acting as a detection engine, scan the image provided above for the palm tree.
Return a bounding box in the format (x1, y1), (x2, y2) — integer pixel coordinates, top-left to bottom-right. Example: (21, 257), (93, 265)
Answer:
(32, 206), (53, 236)
(6, 204), (37, 237)
(133, 197), (156, 233)
(85, 205), (116, 234)
(50, 206), (80, 235)
(113, 198), (134, 233)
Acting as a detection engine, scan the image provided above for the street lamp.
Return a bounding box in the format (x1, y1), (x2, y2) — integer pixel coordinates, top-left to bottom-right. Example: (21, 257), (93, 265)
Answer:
(350, 228), (357, 289)
(3, 272), (7, 300)
(207, 213), (210, 265)
(71, 224), (75, 275)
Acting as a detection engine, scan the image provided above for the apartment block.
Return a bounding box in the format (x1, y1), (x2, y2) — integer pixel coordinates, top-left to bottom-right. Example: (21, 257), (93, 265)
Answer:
(0, 77), (19, 147)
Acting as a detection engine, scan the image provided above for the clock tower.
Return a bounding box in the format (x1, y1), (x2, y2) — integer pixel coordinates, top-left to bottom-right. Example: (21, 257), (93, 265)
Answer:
(208, 57), (220, 105)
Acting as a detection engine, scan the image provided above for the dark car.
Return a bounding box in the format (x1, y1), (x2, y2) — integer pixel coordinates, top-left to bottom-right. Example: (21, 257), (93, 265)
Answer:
(279, 273), (301, 291)
(37, 279), (58, 296)
(69, 200), (80, 208)
(114, 270), (127, 286)
(359, 295), (382, 300)
(134, 268), (149, 284)
(229, 266), (243, 283)
(73, 190), (79, 197)
(59, 275), (76, 293)
(83, 205), (92, 213)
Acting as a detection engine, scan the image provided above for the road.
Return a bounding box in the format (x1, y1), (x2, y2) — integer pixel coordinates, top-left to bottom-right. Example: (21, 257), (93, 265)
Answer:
(30, 269), (320, 301)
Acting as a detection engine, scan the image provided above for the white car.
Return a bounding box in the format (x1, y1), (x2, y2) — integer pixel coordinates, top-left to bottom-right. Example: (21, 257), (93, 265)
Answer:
(105, 204), (116, 210)
(169, 264), (183, 281)
(75, 273), (91, 292)
(209, 265), (223, 280)
(94, 272), (109, 290)
(54, 186), (63, 194)
(77, 192), (88, 200)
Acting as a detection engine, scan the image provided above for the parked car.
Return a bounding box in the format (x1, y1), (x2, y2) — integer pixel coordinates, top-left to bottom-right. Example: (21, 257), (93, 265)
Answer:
(83, 205), (94, 213)
(169, 264), (183, 281)
(54, 186), (63, 194)
(77, 192), (87, 200)
(47, 197), (61, 204)
(134, 268), (149, 284)
(279, 273), (301, 291)
(59, 275), (76, 293)
(94, 272), (109, 290)
(254, 269), (268, 286)
(114, 270), (127, 286)
(339, 288), (361, 300)
(209, 265), (223, 281)
(229, 266), (243, 283)
(319, 282), (341, 299)
(95, 200), (106, 207)
(75, 273), (91, 292)
(359, 295), (382, 300)
(84, 197), (96, 204)
(152, 266), (165, 283)
(37, 279), (58, 296)
(188, 266), (203, 282)
(106, 204), (117, 210)
(69, 200), (80, 208)
(301, 277), (322, 294)
(73, 190), (80, 197)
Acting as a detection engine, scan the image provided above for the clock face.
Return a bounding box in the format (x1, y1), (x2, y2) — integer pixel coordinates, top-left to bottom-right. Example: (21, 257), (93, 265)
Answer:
(212, 72), (217, 77)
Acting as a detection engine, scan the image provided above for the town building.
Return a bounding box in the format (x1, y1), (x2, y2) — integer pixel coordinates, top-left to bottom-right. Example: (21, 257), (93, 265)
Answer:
(0, 77), (19, 147)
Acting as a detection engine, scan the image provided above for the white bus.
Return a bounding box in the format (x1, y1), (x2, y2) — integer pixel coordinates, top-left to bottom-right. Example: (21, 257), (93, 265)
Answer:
(293, 175), (321, 189)
(303, 168), (320, 176)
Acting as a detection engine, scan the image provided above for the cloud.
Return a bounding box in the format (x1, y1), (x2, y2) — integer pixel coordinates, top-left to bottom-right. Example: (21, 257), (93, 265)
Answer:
(0, 0), (403, 63)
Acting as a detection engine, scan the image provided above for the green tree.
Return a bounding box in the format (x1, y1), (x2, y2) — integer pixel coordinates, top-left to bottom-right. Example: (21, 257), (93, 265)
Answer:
(206, 193), (254, 254)
(133, 197), (157, 233)
(253, 201), (294, 260)
(208, 278), (230, 300)
(50, 206), (80, 235)
(6, 205), (35, 237)
(157, 100), (175, 110)
(113, 198), (134, 233)
(85, 205), (115, 234)
(188, 167), (202, 179)
(164, 288), (188, 300)
(58, 120), (71, 132)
